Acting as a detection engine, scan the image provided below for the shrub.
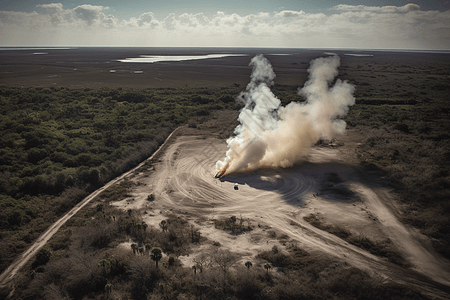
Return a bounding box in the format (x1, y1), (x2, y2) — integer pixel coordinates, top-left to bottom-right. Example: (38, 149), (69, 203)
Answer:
(32, 248), (51, 269)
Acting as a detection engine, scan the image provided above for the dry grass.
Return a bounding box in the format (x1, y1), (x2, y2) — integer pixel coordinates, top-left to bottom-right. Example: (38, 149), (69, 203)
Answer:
(304, 213), (410, 267)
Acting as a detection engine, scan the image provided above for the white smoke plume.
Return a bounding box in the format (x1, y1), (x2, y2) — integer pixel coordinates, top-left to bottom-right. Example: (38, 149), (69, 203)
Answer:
(215, 54), (355, 175)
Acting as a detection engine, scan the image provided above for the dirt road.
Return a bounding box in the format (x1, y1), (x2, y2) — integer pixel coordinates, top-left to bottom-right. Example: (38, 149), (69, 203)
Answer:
(126, 134), (450, 298)
(0, 127), (181, 287)
(2, 128), (449, 298)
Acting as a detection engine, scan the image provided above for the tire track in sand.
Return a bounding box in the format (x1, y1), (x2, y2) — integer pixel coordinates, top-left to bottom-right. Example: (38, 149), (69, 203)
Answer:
(148, 135), (450, 299)
(0, 127), (182, 287)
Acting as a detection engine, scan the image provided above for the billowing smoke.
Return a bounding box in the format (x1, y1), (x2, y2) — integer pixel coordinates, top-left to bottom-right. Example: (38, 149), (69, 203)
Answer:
(215, 54), (355, 175)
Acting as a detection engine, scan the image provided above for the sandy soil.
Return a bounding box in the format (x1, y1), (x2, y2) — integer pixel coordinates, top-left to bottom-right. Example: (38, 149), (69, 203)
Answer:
(0, 127), (181, 287)
(2, 48), (450, 297)
(114, 130), (450, 298)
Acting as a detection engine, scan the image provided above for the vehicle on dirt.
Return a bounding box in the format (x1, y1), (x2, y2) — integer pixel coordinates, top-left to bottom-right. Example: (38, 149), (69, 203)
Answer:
(234, 183), (239, 190)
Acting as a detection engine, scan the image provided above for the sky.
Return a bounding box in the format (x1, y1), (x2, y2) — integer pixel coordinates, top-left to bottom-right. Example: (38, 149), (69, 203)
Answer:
(0, 0), (449, 49)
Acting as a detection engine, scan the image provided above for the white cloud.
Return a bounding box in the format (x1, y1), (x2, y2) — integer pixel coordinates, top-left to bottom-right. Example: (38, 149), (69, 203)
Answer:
(37, 3), (64, 10)
(0, 3), (448, 49)
(333, 3), (421, 13)
(127, 12), (159, 28)
(73, 5), (105, 25)
(275, 10), (305, 18)
(163, 13), (177, 30)
(178, 13), (209, 27)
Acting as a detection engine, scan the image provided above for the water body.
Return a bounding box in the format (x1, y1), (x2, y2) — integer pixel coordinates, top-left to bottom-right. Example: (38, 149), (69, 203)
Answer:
(323, 52), (373, 57)
(1, 46), (448, 89)
(118, 54), (247, 63)
(0, 47), (72, 51)
(344, 54), (374, 57)
(0, 47), (448, 55)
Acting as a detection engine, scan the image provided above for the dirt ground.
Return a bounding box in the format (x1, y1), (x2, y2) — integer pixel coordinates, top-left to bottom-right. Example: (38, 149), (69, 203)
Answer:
(112, 126), (450, 298)
(2, 48), (450, 297)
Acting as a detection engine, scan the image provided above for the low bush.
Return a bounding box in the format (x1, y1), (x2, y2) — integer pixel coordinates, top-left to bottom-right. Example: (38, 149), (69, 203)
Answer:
(214, 215), (252, 234)
(0, 85), (241, 273)
(304, 214), (409, 266)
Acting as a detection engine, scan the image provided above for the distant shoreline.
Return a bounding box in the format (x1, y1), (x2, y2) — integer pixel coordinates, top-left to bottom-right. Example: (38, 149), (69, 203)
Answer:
(1, 48), (449, 90)
(0, 46), (449, 55)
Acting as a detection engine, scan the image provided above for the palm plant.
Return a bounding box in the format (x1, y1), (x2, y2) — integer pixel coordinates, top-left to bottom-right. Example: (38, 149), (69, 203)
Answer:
(264, 263), (272, 274)
(131, 243), (138, 255)
(150, 247), (163, 268)
(245, 261), (253, 270)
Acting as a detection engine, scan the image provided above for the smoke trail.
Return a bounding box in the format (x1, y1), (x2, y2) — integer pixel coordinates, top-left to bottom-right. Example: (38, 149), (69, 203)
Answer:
(215, 54), (355, 175)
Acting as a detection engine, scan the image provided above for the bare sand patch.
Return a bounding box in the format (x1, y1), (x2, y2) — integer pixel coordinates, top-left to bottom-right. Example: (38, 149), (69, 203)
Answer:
(110, 131), (450, 290)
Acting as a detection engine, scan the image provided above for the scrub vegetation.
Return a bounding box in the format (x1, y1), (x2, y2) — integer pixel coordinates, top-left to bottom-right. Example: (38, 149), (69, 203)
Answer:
(344, 86), (450, 259)
(7, 195), (428, 300)
(0, 86), (240, 274)
(303, 213), (409, 267)
(1, 52), (449, 299)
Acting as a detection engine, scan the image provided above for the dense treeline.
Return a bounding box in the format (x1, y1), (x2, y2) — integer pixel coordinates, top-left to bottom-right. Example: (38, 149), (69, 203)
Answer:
(345, 91), (450, 258)
(0, 86), (241, 273)
(1, 54), (450, 299)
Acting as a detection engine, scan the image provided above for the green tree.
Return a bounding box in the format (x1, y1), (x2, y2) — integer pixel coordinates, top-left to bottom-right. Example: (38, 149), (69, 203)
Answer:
(99, 258), (110, 269)
(168, 256), (175, 267)
(131, 243), (138, 255)
(159, 220), (168, 233)
(264, 263), (272, 274)
(150, 247), (162, 268)
(105, 282), (113, 294)
(34, 248), (51, 267)
(141, 221), (148, 231)
(245, 261), (253, 270)
(196, 264), (203, 273)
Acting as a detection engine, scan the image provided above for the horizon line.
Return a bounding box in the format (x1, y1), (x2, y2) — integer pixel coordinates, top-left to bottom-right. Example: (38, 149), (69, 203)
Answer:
(1, 46), (450, 52)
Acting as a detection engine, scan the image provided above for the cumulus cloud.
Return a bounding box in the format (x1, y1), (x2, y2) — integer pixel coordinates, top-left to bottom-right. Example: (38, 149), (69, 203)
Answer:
(32, 3), (118, 28)
(37, 3), (63, 10)
(333, 3), (421, 13)
(0, 3), (448, 49)
(178, 13), (209, 27)
(163, 13), (177, 30)
(275, 10), (305, 18)
(73, 5), (107, 25)
(128, 12), (159, 28)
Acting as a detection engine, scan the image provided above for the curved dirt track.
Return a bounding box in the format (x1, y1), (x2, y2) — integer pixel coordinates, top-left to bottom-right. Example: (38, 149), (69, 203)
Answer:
(0, 127), (181, 287)
(129, 134), (450, 299)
